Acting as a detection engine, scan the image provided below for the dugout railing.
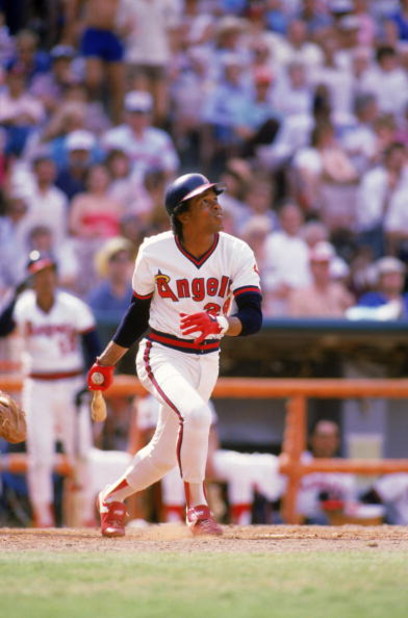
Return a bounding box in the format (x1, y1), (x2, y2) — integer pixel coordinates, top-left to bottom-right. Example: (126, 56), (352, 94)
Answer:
(2, 375), (408, 524)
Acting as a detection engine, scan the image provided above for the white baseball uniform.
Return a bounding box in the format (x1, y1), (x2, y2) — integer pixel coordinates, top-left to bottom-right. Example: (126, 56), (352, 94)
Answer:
(120, 230), (261, 496)
(374, 473), (408, 525)
(13, 289), (96, 525)
(296, 451), (357, 522)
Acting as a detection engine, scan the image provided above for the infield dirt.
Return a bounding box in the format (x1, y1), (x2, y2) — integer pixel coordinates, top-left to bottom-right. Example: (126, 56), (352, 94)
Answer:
(2, 524), (408, 553)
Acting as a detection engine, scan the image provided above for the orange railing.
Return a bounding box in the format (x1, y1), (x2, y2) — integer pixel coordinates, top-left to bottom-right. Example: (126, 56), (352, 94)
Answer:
(3, 374), (408, 523)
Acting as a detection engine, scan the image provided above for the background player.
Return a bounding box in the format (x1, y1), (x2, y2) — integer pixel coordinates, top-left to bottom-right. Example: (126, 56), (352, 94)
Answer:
(87, 172), (263, 537)
(0, 251), (101, 527)
(296, 420), (357, 524)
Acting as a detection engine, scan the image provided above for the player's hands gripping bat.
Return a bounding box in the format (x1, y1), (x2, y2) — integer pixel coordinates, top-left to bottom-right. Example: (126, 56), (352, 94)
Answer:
(87, 362), (114, 422)
(180, 312), (229, 345)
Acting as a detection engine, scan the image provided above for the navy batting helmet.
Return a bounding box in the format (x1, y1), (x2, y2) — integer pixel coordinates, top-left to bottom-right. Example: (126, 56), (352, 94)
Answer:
(26, 250), (57, 275)
(164, 173), (224, 215)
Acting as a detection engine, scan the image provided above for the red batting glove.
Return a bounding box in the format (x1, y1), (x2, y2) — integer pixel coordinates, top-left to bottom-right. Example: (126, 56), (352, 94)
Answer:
(180, 312), (228, 345)
(87, 362), (114, 391)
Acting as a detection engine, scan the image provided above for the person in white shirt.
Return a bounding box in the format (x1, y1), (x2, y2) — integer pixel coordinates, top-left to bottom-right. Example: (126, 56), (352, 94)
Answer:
(356, 141), (408, 258)
(101, 90), (179, 183)
(296, 420), (357, 525)
(118, 0), (182, 125)
(18, 155), (68, 250)
(262, 201), (311, 316)
(359, 45), (408, 120)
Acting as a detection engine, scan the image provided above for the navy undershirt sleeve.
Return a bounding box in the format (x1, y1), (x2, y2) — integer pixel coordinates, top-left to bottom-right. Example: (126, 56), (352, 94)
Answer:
(112, 295), (152, 348)
(0, 298), (17, 337)
(232, 291), (263, 336)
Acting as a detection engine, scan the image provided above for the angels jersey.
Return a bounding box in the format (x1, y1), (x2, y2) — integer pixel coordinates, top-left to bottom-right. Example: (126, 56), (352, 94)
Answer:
(13, 289), (96, 375)
(132, 230), (261, 351)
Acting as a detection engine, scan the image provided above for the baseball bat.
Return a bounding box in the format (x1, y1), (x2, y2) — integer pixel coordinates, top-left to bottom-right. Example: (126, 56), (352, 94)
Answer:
(91, 390), (107, 422)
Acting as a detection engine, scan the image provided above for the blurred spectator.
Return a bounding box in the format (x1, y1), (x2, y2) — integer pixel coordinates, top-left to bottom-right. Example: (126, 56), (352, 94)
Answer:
(359, 44), (408, 119)
(29, 44), (78, 117)
(14, 224), (80, 294)
(291, 120), (359, 230)
(262, 201), (311, 316)
(4, 29), (50, 84)
(237, 172), (278, 234)
(138, 167), (171, 235)
(55, 129), (97, 200)
(200, 53), (252, 174)
(0, 62), (46, 158)
(69, 162), (125, 297)
(341, 93), (380, 175)
(295, 0), (333, 39)
(104, 148), (151, 219)
(23, 100), (91, 169)
(356, 141), (408, 259)
(87, 235), (134, 316)
(356, 255), (408, 318)
(18, 155), (68, 249)
(210, 14), (249, 81)
(238, 68), (281, 159)
(309, 36), (354, 128)
(66, 0), (126, 124)
(69, 162), (124, 239)
(383, 146), (408, 258)
(272, 60), (314, 120)
(102, 90), (179, 182)
(168, 46), (212, 164)
(215, 157), (252, 232)
(278, 18), (324, 69)
(386, 0), (408, 41)
(239, 214), (274, 295)
(288, 240), (354, 317)
(118, 0), (182, 125)
(0, 190), (29, 295)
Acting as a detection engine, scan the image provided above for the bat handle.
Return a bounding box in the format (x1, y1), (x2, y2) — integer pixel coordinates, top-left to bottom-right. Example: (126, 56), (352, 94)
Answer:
(91, 390), (107, 422)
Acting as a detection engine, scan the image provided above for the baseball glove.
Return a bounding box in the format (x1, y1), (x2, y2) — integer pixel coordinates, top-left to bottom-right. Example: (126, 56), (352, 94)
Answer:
(0, 390), (27, 443)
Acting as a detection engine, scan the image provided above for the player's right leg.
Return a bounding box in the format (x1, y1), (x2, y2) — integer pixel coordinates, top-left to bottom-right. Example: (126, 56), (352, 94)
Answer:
(23, 380), (57, 527)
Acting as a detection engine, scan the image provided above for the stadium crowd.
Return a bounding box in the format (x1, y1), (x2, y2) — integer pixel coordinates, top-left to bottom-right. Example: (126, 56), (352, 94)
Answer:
(0, 0), (407, 315)
(0, 0), (408, 527)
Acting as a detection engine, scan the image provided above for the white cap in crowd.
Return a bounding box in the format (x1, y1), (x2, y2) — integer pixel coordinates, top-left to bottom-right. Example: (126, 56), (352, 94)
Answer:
(309, 241), (336, 263)
(124, 91), (153, 113)
(376, 256), (406, 276)
(66, 129), (96, 151)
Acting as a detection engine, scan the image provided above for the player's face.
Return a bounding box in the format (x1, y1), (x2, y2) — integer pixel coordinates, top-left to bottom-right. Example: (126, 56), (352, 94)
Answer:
(185, 188), (223, 234)
(32, 266), (57, 295)
(311, 428), (339, 458)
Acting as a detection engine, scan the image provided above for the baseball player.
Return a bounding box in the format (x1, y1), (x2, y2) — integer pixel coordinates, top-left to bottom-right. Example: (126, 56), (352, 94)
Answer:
(361, 474), (408, 526)
(87, 172), (263, 537)
(296, 420), (357, 524)
(0, 251), (101, 527)
(136, 395), (285, 525)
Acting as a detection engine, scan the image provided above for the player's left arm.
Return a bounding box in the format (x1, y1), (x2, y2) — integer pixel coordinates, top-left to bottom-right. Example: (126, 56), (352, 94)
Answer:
(229, 289), (263, 336)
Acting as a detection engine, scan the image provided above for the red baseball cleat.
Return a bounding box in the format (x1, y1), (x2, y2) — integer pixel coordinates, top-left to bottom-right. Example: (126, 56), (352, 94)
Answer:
(98, 492), (128, 538)
(186, 504), (223, 536)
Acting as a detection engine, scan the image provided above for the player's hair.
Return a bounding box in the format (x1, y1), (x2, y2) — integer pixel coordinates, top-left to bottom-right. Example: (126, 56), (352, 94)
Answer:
(170, 201), (190, 241)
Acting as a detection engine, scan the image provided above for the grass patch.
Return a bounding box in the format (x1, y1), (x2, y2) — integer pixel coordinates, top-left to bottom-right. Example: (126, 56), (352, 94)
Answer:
(1, 550), (407, 618)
